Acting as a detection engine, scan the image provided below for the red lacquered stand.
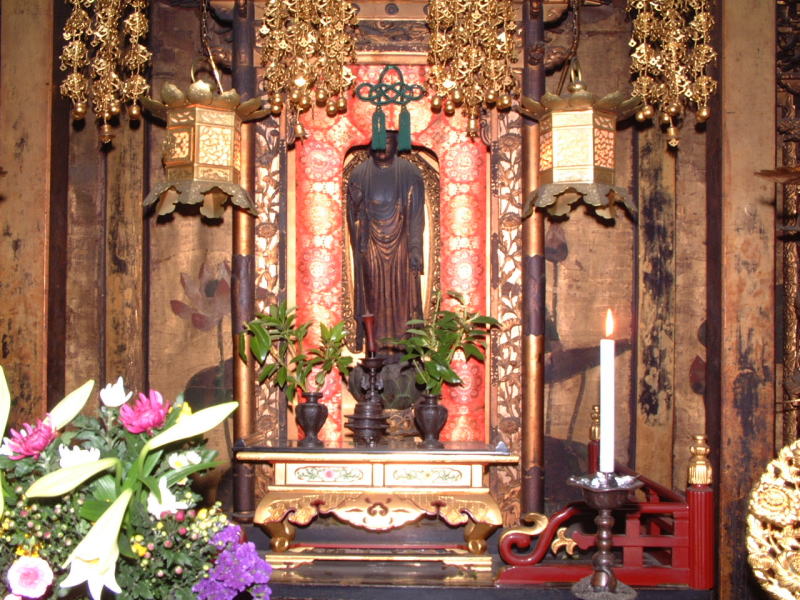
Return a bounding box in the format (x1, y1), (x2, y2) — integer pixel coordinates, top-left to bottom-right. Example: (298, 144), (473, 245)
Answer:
(497, 434), (714, 590)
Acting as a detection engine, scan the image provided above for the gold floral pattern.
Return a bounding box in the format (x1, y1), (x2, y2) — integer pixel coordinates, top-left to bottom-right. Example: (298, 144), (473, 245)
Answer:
(747, 439), (800, 599)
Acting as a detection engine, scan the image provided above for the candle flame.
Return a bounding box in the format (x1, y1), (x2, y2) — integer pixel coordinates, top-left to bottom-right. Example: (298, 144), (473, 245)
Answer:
(605, 309), (614, 338)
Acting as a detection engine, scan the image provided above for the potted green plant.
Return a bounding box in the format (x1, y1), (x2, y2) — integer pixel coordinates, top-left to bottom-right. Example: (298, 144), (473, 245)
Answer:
(392, 291), (499, 448)
(240, 301), (352, 447)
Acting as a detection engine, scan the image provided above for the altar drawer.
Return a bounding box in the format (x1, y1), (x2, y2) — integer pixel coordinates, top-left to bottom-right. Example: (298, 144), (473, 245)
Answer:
(284, 462), (371, 486)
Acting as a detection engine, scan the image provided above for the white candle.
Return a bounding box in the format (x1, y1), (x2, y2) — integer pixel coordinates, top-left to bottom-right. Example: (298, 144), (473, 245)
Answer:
(599, 308), (615, 474)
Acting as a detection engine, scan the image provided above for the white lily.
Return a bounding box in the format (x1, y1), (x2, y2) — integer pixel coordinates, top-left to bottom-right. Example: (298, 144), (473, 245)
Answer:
(58, 444), (101, 469)
(99, 376), (132, 408)
(146, 477), (189, 518)
(168, 450), (202, 484)
(60, 489), (132, 600)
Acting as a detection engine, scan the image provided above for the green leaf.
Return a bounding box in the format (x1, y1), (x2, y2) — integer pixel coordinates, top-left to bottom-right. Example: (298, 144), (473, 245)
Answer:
(0, 471), (5, 519)
(26, 457), (119, 498)
(462, 343), (485, 362)
(164, 460), (223, 487)
(144, 402), (238, 452)
(91, 474), (118, 502)
(79, 497), (111, 521)
(142, 449), (164, 478)
(49, 379), (94, 430)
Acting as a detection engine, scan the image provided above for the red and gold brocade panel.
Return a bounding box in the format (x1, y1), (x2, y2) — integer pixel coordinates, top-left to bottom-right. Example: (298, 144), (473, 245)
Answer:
(294, 65), (488, 443)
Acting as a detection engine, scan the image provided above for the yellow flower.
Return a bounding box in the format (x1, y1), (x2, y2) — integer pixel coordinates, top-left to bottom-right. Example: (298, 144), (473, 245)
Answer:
(131, 542), (147, 558)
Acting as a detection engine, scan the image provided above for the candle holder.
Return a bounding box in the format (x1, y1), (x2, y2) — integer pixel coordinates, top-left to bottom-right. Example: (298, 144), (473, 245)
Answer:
(344, 352), (389, 447)
(568, 472), (643, 599)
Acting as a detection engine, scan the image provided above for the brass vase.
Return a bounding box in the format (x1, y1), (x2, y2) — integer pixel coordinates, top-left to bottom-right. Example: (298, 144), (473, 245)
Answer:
(296, 391), (327, 448)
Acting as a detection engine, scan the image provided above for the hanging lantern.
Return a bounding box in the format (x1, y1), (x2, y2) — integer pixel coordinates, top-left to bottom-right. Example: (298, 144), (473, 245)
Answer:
(142, 78), (268, 220)
(519, 64), (640, 221)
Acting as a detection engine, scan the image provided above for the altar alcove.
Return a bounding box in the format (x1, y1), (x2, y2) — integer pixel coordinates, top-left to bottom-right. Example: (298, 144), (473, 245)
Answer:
(0, 0), (783, 598)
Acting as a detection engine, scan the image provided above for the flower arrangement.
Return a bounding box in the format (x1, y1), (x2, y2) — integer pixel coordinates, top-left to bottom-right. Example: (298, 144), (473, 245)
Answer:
(0, 367), (272, 600)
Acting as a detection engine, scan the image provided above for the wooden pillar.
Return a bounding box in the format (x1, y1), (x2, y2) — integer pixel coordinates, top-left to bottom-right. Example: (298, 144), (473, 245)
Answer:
(707, 2), (776, 597)
(232, 0), (256, 517)
(520, 0), (546, 514)
(0, 0), (56, 420)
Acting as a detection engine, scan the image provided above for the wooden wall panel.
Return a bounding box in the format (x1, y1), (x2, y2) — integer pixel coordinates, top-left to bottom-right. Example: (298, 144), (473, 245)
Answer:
(673, 124), (708, 489)
(105, 123), (147, 392)
(709, 1), (776, 597)
(0, 0), (54, 422)
(634, 131), (676, 486)
(65, 127), (105, 394)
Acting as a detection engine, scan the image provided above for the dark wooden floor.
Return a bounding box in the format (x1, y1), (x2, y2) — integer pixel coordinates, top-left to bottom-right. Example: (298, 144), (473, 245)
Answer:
(271, 582), (712, 600)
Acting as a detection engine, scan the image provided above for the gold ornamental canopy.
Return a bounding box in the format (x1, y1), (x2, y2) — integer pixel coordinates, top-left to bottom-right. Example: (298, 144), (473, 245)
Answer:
(519, 66), (640, 221)
(142, 79), (267, 220)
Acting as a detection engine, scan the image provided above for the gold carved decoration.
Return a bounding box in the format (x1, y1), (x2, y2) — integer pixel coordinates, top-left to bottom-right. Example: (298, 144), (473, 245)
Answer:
(626, 0), (718, 147)
(255, 489), (503, 554)
(551, 526), (578, 556)
(341, 148), (441, 351)
(687, 434), (712, 486)
(747, 439), (800, 599)
(498, 511), (548, 545)
(491, 112), (524, 525)
(59, 0), (151, 143)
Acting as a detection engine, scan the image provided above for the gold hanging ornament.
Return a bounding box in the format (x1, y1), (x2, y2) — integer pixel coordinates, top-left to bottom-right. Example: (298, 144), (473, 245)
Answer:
(141, 1), (266, 220)
(520, 61), (640, 221)
(258, 0), (358, 133)
(59, 0), (151, 144)
(426, 0), (519, 137)
(626, 0), (717, 147)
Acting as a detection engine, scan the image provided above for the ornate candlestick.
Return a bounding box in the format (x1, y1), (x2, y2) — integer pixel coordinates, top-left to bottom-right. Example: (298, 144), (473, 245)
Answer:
(345, 314), (389, 446)
(568, 472), (643, 599)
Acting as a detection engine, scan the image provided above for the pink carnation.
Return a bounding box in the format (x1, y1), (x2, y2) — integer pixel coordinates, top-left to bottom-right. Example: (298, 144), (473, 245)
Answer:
(119, 390), (170, 434)
(7, 556), (53, 599)
(1, 419), (56, 460)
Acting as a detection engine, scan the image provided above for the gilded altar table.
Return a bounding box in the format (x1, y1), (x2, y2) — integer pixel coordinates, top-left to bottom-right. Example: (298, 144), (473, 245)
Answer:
(234, 442), (517, 570)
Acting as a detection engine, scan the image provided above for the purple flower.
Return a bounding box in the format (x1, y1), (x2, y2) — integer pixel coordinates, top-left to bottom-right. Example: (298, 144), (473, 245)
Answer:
(193, 526), (272, 600)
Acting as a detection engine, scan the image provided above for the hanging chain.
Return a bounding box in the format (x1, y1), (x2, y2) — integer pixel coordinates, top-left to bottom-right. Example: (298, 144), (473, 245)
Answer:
(556, 0), (582, 95)
(200, 0), (224, 93)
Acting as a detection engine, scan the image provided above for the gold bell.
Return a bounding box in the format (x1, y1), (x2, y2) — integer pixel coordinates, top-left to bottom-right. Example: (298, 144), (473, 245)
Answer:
(99, 122), (114, 145)
(72, 102), (88, 120)
(431, 96), (443, 112)
(326, 102), (338, 118)
(467, 116), (479, 138)
(666, 126), (680, 147)
(336, 97), (347, 113)
(497, 94), (512, 111)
